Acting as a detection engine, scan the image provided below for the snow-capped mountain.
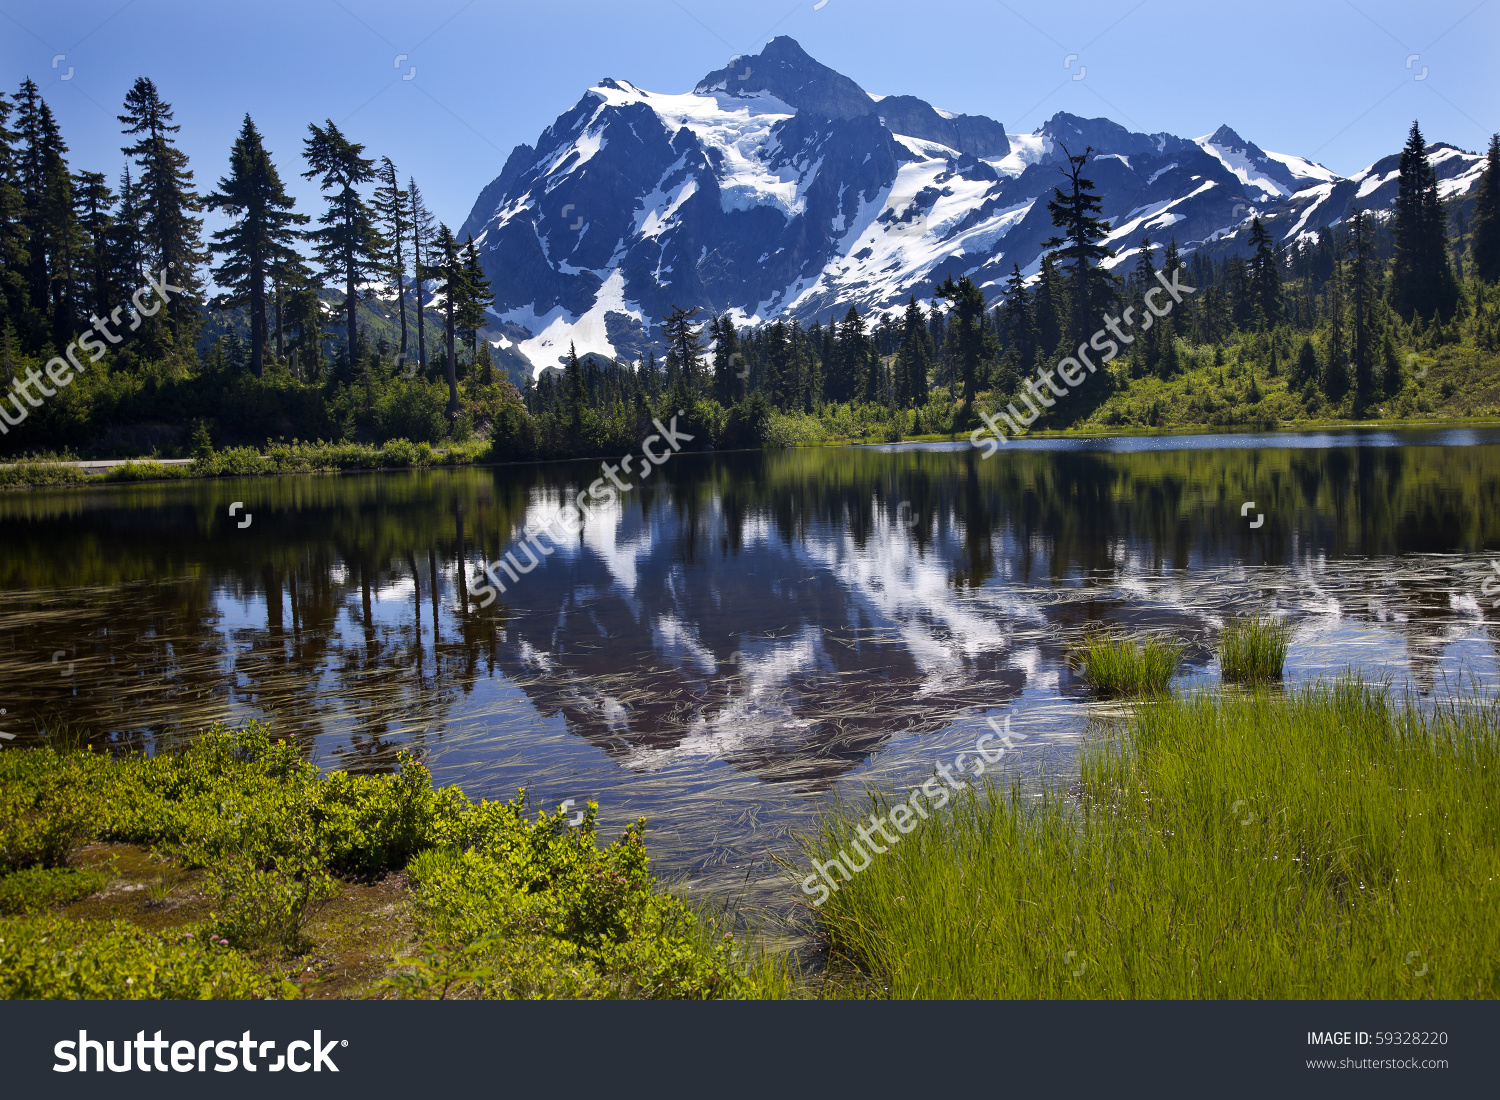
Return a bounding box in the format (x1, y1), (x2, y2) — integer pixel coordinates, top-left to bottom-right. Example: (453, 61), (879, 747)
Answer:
(461, 36), (1486, 375)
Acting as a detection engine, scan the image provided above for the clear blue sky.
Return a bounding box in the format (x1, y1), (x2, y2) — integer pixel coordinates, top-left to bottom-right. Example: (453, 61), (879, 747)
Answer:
(3, 0), (1496, 241)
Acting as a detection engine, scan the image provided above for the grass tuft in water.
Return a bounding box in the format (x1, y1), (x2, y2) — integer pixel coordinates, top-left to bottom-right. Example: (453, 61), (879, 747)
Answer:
(1074, 631), (1183, 697)
(1219, 615), (1292, 683)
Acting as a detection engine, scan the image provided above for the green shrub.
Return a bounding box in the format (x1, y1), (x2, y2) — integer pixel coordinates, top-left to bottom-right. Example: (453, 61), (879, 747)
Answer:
(373, 378), (449, 444)
(0, 915), (282, 999)
(404, 809), (752, 1000)
(1219, 615), (1292, 683)
(0, 866), (109, 914)
(101, 460), (190, 483)
(0, 756), (96, 871)
(1074, 631), (1183, 696)
(0, 461), (89, 487)
(208, 860), (338, 956)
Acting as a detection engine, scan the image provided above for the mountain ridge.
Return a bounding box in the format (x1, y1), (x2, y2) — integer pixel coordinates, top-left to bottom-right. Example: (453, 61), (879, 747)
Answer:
(460, 37), (1485, 376)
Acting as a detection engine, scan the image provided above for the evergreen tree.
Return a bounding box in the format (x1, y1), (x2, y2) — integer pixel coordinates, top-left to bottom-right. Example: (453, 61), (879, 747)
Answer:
(372, 158), (410, 356)
(1248, 217), (1281, 325)
(998, 265), (1036, 374)
(302, 119), (384, 370)
(72, 170), (116, 320)
(206, 115), (306, 377)
(662, 304), (705, 404)
(408, 177), (434, 369)
(1131, 236), (1155, 296)
(896, 295), (933, 407)
(1032, 253), (1065, 356)
(933, 273), (992, 403)
(564, 341), (586, 428)
(110, 166), (144, 292)
(831, 306), (867, 403)
(458, 234), (491, 368)
(1042, 145), (1116, 350)
(711, 314), (742, 403)
(1472, 132), (1500, 284)
(0, 89), (29, 332)
(1290, 336), (1319, 390)
(1349, 209), (1379, 407)
(1389, 121), (1458, 322)
(424, 222), (464, 418)
(119, 76), (204, 341)
(17, 79), (78, 346)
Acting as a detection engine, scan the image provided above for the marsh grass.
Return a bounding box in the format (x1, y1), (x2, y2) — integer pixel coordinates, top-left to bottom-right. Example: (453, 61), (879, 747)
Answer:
(806, 678), (1500, 998)
(1074, 631), (1183, 696)
(1219, 615), (1292, 683)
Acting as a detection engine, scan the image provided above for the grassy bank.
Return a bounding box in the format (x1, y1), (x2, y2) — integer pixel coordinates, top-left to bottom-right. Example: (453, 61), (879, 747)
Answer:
(0, 724), (786, 999)
(806, 679), (1499, 998)
(0, 438), (493, 489)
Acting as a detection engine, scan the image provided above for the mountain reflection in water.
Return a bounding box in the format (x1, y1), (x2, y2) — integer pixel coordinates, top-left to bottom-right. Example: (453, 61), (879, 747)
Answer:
(4, 429), (1500, 900)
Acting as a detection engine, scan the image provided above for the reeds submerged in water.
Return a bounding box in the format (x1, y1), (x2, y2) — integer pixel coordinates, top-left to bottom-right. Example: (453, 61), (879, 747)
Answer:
(1219, 615), (1292, 683)
(1074, 631), (1183, 697)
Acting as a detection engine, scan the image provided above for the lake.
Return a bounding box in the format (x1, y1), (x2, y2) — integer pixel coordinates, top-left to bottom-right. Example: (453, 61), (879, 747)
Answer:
(5, 427), (1500, 917)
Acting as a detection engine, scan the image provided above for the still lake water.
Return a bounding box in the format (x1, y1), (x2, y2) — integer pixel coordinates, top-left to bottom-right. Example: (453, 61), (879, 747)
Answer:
(5, 427), (1500, 916)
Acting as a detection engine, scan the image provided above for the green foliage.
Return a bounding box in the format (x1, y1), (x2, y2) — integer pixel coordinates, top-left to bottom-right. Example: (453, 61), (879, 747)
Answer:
(809, 678), (1500, 998)
(0, 723), (767, 998)
(0, 914), (282, 999)
(0, 754), (97, 871)
(372, 377), (449, 443)
(208, 860), (338, 956)
(1074, 631), (1182, 696)
(1218, 615), (1292, 683)
(0, 866), (108, 914)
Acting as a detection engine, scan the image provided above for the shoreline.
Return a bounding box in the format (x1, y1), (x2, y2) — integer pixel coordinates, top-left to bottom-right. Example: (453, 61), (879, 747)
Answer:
(5, 415), (1500, 491)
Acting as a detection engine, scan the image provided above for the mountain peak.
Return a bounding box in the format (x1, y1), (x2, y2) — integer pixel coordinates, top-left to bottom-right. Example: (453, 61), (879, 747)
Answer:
(1206, 124), (1247, 148)
(695, 36), (873, 120)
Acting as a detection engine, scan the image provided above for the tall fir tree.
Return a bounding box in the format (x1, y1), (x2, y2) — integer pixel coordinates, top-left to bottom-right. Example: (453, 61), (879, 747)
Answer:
(1349, 208), (1379, 407)
(1247, 217), (1281, 326)
(711, 314), (742, 403)
(1032, 253), (1065, 356)
(933, 274), (992, 403)
(0, 89), (28, 333)
(662, 304), (705, 405)
(458, 234), (491, 369)
(895, 295), (933, 407)
(408, 176), (434, 368)
(424, 222), (464, 417)
(17, 80), (78, 346)
(71, 170), (116, 320)
(1043, 145), (1116, 350)
(302, 119), (383, 370)
(1389, 121), (1458, 322)
(206, 115), (306, 377)
(119, 76), (204, 343)
(1472, 132), (1500, 284)
(372, 158), (410, 357)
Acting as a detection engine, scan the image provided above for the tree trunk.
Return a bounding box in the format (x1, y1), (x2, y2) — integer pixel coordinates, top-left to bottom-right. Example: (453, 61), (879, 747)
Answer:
(250, 257), (266, 378)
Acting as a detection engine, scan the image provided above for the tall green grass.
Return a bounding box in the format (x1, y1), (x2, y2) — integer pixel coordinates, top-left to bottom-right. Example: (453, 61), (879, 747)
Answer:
(1219, 615), (1292, 683)
(1074, 631), (1183, 696)
(805, 679), (1500, 998)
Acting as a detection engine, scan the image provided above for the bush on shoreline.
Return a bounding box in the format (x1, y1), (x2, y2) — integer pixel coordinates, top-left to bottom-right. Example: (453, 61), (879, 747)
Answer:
(0, 724), (766, 999)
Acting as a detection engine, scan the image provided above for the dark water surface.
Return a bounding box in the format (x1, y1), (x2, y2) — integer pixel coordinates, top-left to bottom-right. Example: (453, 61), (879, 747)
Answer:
(5, 428), (1500, 913)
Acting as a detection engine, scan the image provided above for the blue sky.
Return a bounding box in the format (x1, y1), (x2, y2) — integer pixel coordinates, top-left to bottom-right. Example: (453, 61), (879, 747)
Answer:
(2, 0), (1496, 240)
